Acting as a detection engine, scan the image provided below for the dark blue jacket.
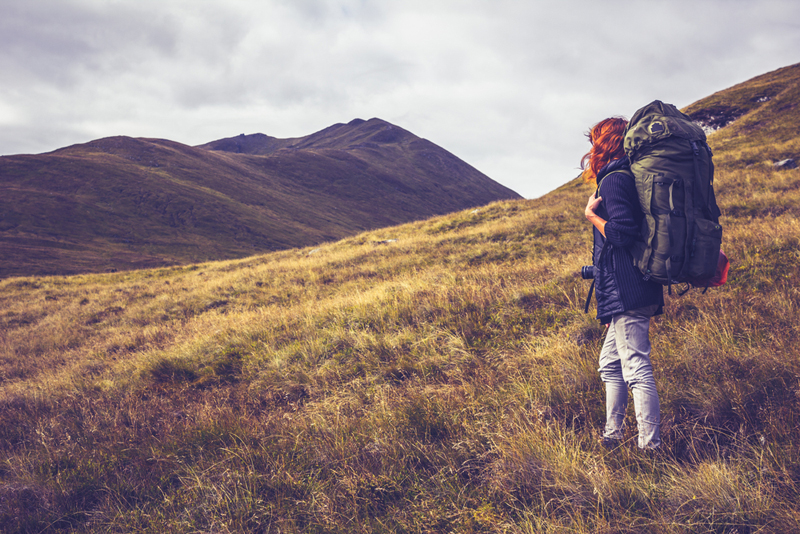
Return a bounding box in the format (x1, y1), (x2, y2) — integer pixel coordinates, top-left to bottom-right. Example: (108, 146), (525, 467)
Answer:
(592, 158), (664, 323)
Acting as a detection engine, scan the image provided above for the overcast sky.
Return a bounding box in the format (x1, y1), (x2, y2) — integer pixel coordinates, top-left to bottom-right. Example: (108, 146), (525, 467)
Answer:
(2, 0), (798, 198)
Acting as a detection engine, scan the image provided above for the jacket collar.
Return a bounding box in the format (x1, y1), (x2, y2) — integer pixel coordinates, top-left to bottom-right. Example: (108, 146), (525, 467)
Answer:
(597, 156), (630, 181)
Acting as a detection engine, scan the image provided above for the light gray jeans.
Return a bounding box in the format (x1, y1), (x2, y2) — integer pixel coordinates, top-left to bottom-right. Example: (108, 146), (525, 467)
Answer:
(598, 305), (661, 449)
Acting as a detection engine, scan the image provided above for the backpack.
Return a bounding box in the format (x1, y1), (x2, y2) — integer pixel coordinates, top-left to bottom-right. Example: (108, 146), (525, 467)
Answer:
(623, 100), (723, 292)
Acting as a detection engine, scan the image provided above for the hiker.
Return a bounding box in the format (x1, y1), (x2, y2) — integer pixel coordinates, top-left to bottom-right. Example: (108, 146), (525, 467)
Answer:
(581, 117), (665, 450)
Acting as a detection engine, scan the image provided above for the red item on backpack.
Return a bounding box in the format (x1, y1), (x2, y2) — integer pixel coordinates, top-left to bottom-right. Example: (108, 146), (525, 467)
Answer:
(704, 250), (729, 288)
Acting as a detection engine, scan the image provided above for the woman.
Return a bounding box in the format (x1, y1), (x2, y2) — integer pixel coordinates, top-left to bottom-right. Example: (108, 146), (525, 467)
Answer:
(582, 117), (664, 450)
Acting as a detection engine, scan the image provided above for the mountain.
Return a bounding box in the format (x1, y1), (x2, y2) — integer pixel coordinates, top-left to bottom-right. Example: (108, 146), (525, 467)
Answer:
(1, 63), (800, 533)
(0, 118), (520, 278)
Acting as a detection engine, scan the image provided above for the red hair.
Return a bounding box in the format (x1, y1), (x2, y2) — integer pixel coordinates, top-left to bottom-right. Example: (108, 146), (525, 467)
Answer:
(581, 117), (628, 185)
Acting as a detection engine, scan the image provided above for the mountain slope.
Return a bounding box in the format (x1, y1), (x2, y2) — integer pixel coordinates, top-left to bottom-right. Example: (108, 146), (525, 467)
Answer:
(685, 62), (800, 166)
(1, 64), (799, 532)
(0, 118), (520, 278)
(684, 62), (800, 219)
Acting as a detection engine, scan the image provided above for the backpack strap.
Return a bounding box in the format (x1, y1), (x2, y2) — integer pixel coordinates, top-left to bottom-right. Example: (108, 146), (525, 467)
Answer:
(693, 141), (716, 220)
(583, 239), (610, 314)
(664, 177), (681, 294)
(612, 168), (634, 180)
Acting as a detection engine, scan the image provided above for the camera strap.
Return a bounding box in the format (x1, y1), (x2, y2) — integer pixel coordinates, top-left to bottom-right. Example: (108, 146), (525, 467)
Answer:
(583, 280), (595, 313)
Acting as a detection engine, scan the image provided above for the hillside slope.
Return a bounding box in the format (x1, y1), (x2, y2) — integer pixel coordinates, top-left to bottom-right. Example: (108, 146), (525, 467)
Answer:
(0, 63), (799, 533)
(0, 118), (520, 278)
(685, 62), (800, 156)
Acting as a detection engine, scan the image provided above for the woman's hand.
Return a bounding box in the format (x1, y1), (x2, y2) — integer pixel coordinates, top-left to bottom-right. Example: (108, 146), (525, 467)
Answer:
(585, 192), (607, 237)
(585, 193), (602, 219)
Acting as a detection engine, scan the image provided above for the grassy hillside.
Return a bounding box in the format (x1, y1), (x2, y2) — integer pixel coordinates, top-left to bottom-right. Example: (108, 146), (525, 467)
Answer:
(0, 118), (520, 278)
(1, 64), (799, 532)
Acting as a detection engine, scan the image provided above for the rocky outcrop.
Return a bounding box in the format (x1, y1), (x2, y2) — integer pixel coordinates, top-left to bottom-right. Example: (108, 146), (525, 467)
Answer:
(773, 158), (798, 170)
(688, 106), (745, 135)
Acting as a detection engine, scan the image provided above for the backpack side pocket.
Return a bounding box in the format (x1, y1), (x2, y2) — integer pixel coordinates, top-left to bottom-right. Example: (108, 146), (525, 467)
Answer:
(688, 218), (723, 280)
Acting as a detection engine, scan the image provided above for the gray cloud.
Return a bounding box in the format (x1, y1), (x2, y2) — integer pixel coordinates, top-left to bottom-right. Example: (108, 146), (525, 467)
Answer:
(1, 0), (799, 197)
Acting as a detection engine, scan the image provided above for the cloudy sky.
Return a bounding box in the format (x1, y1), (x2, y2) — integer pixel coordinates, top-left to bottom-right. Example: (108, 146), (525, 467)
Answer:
(2, 0), (798, 198)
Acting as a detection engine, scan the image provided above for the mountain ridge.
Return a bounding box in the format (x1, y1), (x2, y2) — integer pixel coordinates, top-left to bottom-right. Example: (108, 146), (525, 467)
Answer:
(0, 118), (520, 278)
(195, 117), (405, 154)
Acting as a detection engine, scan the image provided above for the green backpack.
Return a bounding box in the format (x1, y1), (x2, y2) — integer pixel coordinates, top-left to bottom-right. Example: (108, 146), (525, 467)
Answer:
(623, 100), (723, 290)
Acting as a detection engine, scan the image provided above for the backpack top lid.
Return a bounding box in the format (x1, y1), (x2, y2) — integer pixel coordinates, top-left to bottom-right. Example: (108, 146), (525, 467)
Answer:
(624, 100), (707, 157)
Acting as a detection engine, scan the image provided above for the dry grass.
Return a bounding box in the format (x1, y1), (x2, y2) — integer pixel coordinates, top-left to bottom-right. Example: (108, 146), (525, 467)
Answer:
(2, 68), (800, 532)
(2, 159), (799, 532)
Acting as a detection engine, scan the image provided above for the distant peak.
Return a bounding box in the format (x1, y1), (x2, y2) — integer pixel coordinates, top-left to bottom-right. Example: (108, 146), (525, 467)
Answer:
(196, 132), (281, 155)
(348, 118), (391, 128)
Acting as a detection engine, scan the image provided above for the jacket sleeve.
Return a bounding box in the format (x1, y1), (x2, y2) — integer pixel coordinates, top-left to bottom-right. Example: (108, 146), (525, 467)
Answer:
(598, 172), (640, 248)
